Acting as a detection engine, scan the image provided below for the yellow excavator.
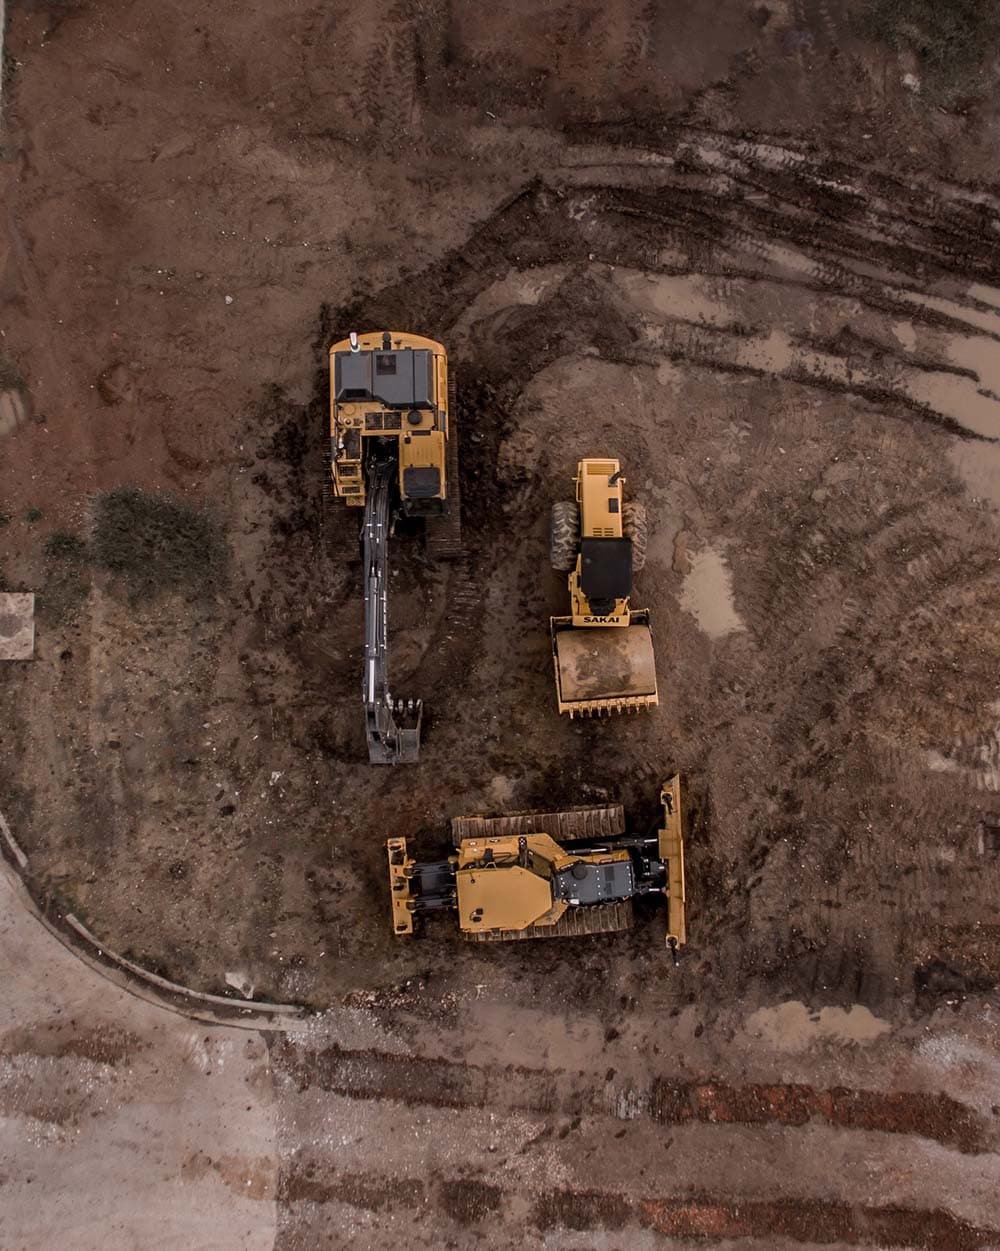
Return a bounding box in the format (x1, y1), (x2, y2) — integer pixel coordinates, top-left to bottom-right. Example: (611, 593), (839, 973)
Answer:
(387, 775), (685, 950)
(329, 330), (460, 765)
(549, 458), (658, 716)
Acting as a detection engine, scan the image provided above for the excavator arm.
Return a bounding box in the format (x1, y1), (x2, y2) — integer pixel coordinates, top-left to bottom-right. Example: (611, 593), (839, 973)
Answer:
(362, 458), (422, 764)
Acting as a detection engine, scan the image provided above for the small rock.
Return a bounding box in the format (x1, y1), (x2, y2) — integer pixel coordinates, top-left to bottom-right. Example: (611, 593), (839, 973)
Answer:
(225, 970), (255, 999)
(902, 72), (921, 94)
(96, 362), (134, 406)
(225, 294), (234, 305)
(496, 429), (540, 484)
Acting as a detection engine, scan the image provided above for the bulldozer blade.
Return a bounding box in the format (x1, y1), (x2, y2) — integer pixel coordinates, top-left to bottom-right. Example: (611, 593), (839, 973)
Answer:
(551, 613), (658, 716)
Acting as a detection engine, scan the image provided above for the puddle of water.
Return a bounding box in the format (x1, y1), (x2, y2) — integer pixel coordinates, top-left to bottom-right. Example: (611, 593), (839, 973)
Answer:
(614, 270), (736, 328)
(899, 288), (1000, 339)
(943, 331), (1000, 399)
(925, 749), (960, 773)
(679, 547), (745, 639)
(967, 281), (1000, 311)
(948, 438), (1000, 506)
(745, 1000), (891, 1050)
(488, 775), (518, 807)
(892, 321), (917, 353)
(739, 327), (796, 374)
(452, 264), (570, 337)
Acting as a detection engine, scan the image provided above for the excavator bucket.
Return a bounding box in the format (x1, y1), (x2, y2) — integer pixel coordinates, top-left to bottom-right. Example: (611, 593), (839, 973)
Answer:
(550, 610), (658, 716)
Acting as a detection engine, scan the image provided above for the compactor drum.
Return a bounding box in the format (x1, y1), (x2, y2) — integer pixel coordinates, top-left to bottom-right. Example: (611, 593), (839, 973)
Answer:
(329, 331), (461, 764)
(387, 775), (685, 950)
(549, 459), (658, 716)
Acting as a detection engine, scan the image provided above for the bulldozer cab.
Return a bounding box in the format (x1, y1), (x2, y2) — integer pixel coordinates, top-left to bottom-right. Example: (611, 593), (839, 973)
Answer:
(386, 775), (686, 947)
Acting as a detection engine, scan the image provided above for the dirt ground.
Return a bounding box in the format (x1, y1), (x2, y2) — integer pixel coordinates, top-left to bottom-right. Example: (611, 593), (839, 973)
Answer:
(3, 0), (1000, 1245)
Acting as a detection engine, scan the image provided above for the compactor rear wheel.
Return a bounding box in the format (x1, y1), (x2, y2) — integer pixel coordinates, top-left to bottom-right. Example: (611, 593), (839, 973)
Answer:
(550, 500), (580, 572)
(623, 500), (648, 573)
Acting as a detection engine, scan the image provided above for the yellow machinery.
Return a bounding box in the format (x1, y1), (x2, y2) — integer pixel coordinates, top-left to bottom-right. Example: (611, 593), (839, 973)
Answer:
(329, 331), (460, 764)
(549, 458), (657, 716)
(387, 774), (685, 949)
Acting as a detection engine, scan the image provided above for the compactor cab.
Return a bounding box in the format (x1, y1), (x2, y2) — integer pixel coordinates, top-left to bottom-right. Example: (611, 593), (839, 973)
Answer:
(329, 331), (461, 765)
(549, 459), (658, 716)
(388, 775), (686, 949)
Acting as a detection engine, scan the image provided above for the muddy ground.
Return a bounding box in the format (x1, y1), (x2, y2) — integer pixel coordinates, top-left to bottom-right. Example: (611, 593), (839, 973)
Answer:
(2, 0), (1000, 1245)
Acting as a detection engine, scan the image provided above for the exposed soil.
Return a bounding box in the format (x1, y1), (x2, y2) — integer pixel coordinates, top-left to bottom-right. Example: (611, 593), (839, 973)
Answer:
(3, 0), (1000, 1246)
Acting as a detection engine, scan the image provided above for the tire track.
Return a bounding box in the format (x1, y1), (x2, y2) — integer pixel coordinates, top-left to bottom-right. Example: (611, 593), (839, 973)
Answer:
(272, 1042), (995, 1154)
(536, 1189), (999, 1249)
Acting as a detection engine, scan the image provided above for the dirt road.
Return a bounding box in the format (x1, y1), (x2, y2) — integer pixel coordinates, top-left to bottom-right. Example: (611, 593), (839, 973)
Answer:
(5, 863), (1000, 1250)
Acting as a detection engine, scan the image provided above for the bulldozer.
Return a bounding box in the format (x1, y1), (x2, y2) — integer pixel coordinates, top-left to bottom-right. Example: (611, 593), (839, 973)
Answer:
(549, 458), (658, 716)
(387, 774), (685, 949)
(329, 330), (461, 765)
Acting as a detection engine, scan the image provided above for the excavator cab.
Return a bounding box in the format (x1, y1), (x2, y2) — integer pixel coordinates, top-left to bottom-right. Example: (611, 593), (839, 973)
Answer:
(329, 331), (462, 765)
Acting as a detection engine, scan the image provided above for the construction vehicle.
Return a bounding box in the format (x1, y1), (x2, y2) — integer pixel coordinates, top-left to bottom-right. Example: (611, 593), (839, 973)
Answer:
(549, 458), (657, 717)
(387, 775), (685, 949)
(329, 330), (461, 764)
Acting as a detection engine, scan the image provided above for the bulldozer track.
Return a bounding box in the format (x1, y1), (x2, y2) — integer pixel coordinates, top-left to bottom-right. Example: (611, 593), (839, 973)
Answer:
(451, 802), (626, 847)
(463, 898), (634, 942)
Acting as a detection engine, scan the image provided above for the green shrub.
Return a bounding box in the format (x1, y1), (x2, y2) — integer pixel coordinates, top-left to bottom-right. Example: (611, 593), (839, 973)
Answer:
(45, 531), (88, 560)
(0, 355), (23, 392)
(859, 0), (1000, 94)
(92, 487), (228, 601)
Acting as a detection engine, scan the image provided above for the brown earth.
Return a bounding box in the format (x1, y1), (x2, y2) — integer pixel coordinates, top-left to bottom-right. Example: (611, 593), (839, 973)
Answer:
(3, 0), (1000, 1246)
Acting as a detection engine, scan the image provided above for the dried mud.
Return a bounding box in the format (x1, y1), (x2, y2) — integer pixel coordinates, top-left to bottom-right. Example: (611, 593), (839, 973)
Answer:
(3, 2), (1000, 1246)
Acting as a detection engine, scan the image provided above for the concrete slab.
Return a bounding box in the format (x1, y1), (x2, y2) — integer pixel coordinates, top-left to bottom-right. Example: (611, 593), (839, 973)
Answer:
(0, 389), (27, 436)
(0, 593), (35, 660)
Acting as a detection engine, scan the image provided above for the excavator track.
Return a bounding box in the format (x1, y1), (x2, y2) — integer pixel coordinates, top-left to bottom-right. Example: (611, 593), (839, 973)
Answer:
(426, 374), (463, 560)
(463, 899), (634, 942)
(450, 803), (625, 848)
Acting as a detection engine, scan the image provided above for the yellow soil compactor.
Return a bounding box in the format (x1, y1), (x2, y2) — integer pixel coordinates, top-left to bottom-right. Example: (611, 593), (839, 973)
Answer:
(549, 458), (658, 716)
(387, 775), (685, 950)
(329, 331), (461, 764)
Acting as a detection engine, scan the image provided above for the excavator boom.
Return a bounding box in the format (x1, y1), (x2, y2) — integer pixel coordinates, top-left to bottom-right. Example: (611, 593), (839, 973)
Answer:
(363, 459), (421, 764)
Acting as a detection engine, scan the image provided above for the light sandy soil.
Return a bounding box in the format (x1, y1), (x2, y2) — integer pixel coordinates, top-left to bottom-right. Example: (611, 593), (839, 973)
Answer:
(3, 0), (1000, 1245)
(4, 863), (1000, 1249)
